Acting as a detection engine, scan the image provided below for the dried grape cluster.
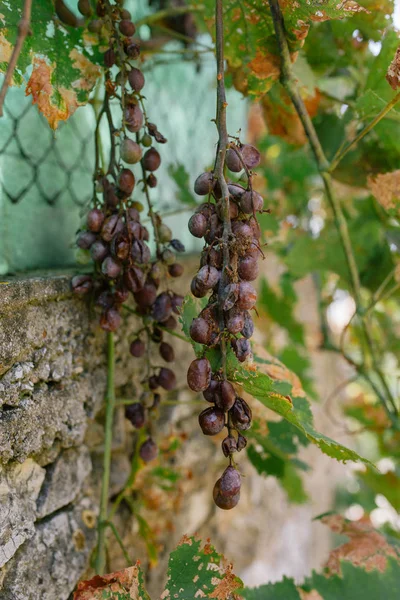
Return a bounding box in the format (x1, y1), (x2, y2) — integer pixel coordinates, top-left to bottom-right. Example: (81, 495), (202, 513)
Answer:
(71, 0), (184, 463)
(187, 141), (264, 509)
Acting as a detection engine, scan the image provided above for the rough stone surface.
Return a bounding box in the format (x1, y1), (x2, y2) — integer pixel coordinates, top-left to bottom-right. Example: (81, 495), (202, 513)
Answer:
(0, 459), (45, 568)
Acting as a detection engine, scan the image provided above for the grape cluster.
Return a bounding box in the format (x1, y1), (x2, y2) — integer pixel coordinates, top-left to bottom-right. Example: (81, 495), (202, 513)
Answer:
(187, 141), (264, 509)
(71, 0), (184, 463)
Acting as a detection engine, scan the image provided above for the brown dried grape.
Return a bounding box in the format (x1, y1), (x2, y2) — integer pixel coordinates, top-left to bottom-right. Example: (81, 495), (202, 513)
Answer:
(203, 378), (222, 403)
(238, 256), (259, 281)
(241, 144), (261, 169)
(204, 213), (223, 245)
(221, 435), (237, 457)
(190, 278), (207, 299)
(131, 240), (151, 264)
(215, 381), (236, 411)
(171, 294), (184, 314)
(128, 67), (144, 91)
(232, 220), (253, 240)
(249, 215), (262, 239)
(228, 183), (246, 200)
(120, 138), (142, 164)
(237, 281), (257, 310)
(196, 265), (221, 290)
(125, 402), (145, 428)
(129, 339), (145, 358)
(188, 213), (207, 238)
(198, 407), (225, 435)
(241, 311), (255, 339)
(158, 367), (177, 390)
(190, 317), (211, 345)
(148, 375), (159, 390)
(237, 433), (247, 451)
(87, 208), (105, 232)
(101, 214), (124, 242)
(216, 199), (239, 220)
(226, 309), (245, 335)
(119, 19), (136, 36)
(168, 263), (184, 278)
(124, 266), (145, 293)
(163, 315), (177, 330)
(104, 48), (115, 68)
(118, 168), (135, 196)
(125, 103), (144, 133)
(230, 397), (252, 431)
(187, 357), (212, 392)
(125, 41), (141, 59)
(142, 148), (161, 171)
(194, 172), (214, 196)
(110, 232), (130, 261)
(200, 247), (222, 269)
(100, 308), (121, 332)
(88, 19), (102, 32)
(139, 438), (158, 462)
(159, 342), (175, 362)
(71, 274), (92, 295)
(78, 0), (92, 16)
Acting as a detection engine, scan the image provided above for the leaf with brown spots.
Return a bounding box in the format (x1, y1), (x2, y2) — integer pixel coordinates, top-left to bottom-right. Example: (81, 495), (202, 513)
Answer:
(368, 170), (400, 214)
(202, 0), (367, 96)
(73, 563), (150, 600)
(386, 46), (400, 90)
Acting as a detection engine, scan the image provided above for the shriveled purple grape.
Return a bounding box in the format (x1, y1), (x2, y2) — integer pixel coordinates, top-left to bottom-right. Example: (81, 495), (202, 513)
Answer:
(200, 247), (222, 269)
(159, 342), (175, 362)
(196, 265), (220, 290)
(134, 282), (157, 308)
(128, 66), (144, 91)
(120, 138), (142, 164)
(228, 183), (246, 199)
(101, 256), (121, 279)
(158, 367), (176, 390)
(237, 433), (247, 451)
(125, 402), (145, 428)
(125, 104), (143, 133)
(124, 266), (145, 292)
(230, 397), (252, 431)
(241, 311), (254, 339)
(131, 240), (151, 264)
(71, 274), (92, 295)
(90, 240), (109, 263)
(222, 435), (237, 457)
(194, 172), (214, 196)
(232, 220), (253, 240)
(139, 438), (158, 463)
(114, 286), (129, 305)
(190, 278), (208, 299)
(168, 263), (184, 278)
(249, 215), (262, 239)
(148, 375), (159, 390)
(171, 294), (184, 314)
(237, 281), (257, 310)
(100, 308), (121, 332)
(110, 231), (130, 261)
(77, 230), (97, 249)
(221, 283), (239, 311)
(147, 174), (157, 188)
(188, 213), (208, 238)
(130, 339), (145, 357)
(204, 213), (223, 245)
(226, 147), (242, 172)
(142, 148), (161, 171)
(216, 199), (239, 220)
(87, 208), (105, 232)
(226, 309), (245, 335)
(164, 315), (177, 330)
(238, 256), (259, 281)
(152, 292), (172, 322)
(213, 478), (240, 510)
(241, 144), (261, 169)
(220, 465), (241, 496)
(232, 338), (251, 362)
(101, 214), (124, 242)
(104, 48), (115, 68)
(190, 317), (211, 345)
(240, 190), (263, 213)
(187, 357), (211, 392)
(198, 407), (225, 435)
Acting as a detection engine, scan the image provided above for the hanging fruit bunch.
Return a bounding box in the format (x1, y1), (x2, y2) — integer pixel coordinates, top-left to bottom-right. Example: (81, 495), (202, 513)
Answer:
(186, 0), (264, 510)
(71, 0), (185, 462)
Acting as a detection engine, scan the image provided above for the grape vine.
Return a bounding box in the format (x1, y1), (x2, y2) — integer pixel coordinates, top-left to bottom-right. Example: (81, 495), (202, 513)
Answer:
(186, 0), (265, 509)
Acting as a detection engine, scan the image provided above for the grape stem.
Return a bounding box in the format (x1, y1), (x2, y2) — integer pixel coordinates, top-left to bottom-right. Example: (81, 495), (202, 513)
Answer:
(94, 332), (116, 575)
(0, 0), (32, 117)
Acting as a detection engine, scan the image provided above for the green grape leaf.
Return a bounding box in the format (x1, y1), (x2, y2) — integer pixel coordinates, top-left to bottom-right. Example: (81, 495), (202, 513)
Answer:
(227, 352), (375, 469)
(168, 163), (198, 206)
(0, 1), (103, 128)
(163, 535), (242, 599)
(240, 576), (301, 600)
(202, 0), (367, 97)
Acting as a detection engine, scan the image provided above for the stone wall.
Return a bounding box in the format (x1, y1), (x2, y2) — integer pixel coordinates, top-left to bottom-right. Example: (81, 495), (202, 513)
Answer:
(0, 270), (350, 598)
